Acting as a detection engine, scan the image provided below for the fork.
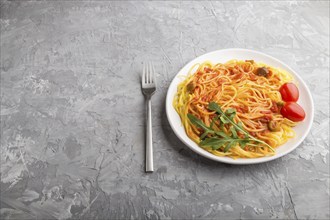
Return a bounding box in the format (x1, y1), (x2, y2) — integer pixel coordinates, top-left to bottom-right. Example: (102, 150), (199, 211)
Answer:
(142, 62), (156, 173)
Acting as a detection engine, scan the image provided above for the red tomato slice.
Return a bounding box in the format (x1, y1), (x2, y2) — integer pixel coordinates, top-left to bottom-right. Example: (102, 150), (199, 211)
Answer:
(280, 102), (306, 122)
(280, 83), (299, 102)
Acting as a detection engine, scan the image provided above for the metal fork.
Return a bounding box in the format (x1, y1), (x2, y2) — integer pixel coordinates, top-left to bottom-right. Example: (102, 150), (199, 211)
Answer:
(142, 62), (156, 173)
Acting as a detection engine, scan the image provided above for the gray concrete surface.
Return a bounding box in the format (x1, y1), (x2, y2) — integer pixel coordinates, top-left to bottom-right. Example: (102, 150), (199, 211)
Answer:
(1, 1), (329, 219)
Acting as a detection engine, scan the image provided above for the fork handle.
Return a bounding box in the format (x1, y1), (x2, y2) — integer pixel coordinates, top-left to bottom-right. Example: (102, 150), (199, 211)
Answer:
(146, 97), (154, 172)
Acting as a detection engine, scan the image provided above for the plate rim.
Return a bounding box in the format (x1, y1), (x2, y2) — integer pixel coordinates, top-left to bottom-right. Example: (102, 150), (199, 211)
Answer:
(165, 48), (314, 165)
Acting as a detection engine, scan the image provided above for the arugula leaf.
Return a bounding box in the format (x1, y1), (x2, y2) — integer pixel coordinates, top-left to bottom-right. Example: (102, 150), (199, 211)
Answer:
(208, 102), (224, 114)
(224, 141), (236, 152)
(225, 108), (236, 121)
(208, 102), (274, 152)
(230, 126), (238, 138)
(200, 137), (227, 150)
(237, 121), (244, 130)
(220, 115), (230, 124)
(187, 114), (214, 139)
(187, 102), (275, 153)
(239, 139), (249, 148)
(226, 108), (236, 114)
(236, 121), (249, 138)
(209, 116), (217, 129)
(187, 114), (211, 131)
(200, 131), (208, 140)
(215, 131), (230, 138)
(200, 137), (239, 151)
(201, 137), (244, 152)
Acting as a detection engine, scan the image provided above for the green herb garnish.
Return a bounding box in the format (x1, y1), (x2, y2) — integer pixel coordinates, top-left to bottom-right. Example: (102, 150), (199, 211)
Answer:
(187, 102), (275, 153)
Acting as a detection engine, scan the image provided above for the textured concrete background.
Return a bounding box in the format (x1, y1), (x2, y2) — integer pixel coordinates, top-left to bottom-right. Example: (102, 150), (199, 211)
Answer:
(0, 1), (329, 219)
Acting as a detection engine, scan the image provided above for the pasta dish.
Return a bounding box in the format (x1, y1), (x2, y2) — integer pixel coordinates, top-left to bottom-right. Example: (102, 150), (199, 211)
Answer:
(173, 60), (305, 158)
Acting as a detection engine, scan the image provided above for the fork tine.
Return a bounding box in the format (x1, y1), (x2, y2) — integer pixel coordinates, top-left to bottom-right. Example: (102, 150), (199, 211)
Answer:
(151, 62), (155, 83)
(147, 62), (150, 83)
(149, 62), (153, 83)
(148, 62), (151, 83)
(143, 62), (146, 84)
(146, 63), (150, 84)
(143, 61), (156, 85)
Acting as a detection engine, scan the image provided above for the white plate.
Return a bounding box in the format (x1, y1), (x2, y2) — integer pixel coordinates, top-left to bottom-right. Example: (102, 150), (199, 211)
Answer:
(166, 48), (314, 165)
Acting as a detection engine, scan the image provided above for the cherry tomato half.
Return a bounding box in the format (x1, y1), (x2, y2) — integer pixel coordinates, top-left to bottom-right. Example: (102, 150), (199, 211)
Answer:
(280, 102), (306, 122)
(279, 83), (299, 102)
